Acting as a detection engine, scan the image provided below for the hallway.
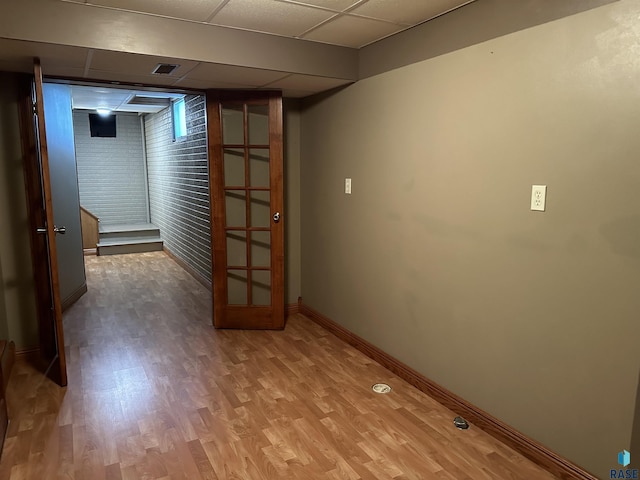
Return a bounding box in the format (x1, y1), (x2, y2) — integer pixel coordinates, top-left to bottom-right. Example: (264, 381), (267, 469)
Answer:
(0, 253), (556, 479)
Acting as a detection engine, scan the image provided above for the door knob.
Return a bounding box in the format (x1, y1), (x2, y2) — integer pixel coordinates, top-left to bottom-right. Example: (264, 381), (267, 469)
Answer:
(273, 212), (281, 223)
(36, 226), (66, 234)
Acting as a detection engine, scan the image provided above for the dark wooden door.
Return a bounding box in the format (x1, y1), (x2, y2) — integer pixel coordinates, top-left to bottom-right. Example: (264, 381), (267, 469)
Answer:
(0, 341), (9, 457)
(17, 59), (68, 386)
(206, 91), (284, 329)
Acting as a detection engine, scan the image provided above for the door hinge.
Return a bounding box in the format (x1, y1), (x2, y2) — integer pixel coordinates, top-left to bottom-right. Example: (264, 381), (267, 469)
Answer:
(32, 102), (37, 114)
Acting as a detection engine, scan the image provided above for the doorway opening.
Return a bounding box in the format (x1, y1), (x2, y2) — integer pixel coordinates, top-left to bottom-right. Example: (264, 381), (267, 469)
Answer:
(44, 80), (287, 323)
(26, 70), (286, 387)
(42, 81), (285, 332)
(61, 84), (213, 296)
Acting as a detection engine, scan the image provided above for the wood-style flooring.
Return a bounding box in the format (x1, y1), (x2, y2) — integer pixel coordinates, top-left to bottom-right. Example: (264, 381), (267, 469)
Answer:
(0, 252), (558, 479)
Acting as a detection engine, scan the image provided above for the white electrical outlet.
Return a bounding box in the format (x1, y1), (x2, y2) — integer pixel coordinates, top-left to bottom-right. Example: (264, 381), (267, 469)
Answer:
(531, 185), (546, 211)
(345, 178), (352, 194)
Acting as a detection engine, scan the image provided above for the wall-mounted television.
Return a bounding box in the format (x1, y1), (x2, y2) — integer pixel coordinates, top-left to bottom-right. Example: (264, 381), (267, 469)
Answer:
(89, 113), (116, 138)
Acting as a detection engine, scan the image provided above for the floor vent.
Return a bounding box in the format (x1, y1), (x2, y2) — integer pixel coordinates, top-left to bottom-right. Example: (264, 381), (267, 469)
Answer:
(454, 416), (470, 430)
(372, 383), (391, 394)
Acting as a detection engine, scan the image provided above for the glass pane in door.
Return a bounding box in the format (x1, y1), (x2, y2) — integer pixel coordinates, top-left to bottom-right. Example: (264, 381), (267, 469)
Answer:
(252, 270), (271, 306)
(222, 105), (244, 144)
(224, 149), (244, 186)
(248, 104), (269, 145)
(227, 270), (248, 305)
(249, 148), (269, 187)
(250, 231), (270, 267)
(225, 190), (246, 227)
(226, 231), (247, 267)
(250, 191), (270, 228)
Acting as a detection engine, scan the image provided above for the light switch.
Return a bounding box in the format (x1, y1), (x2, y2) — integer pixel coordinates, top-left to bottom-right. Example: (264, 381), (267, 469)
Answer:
(345, 178), (352, 194)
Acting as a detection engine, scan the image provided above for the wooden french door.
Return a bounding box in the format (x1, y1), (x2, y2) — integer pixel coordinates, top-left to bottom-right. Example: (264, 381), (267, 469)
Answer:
(206, 91), (284, 329)
(17, 59), (67, 386)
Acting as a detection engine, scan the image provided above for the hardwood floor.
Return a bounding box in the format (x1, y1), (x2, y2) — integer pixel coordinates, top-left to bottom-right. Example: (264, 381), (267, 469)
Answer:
(0, 252), (557, 479)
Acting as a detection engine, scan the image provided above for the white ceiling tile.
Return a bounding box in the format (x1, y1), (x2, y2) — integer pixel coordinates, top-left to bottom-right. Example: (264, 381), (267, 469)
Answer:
(0, 0), (476, 101)
(187, 63), (290, 87)
(90, 50), (198, 78)
(281, 89), (317, 98)
(38, 46), (89, 71)
(0, 59), (31, 74)
(264, 73), (351, 91)
(0, 38), (88, 72)
(92, 0), (226, 22)
(210, 0), (336, 37)
(70, 85), (185, 113)
(44, 66), (88, 78)
(302, 14), (403, 48)
(70, 86), (131, 110)
(86, 69), (186, 87)
(113, 105), (165, 113)
(175, 78), (256, 90)
(351, 0), (473, 26)
(277, 0), (360, 12)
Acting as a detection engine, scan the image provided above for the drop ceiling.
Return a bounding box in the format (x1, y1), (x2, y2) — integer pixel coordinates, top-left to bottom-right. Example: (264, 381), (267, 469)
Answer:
(70, 85), (185, 113)
(62, 0), (474, 48)
(0, 0), (475, 99)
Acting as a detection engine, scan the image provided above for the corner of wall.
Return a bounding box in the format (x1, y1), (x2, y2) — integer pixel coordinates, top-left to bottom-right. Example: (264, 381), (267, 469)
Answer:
(632, 369), (640, 469)
(283, 99), (302, 304)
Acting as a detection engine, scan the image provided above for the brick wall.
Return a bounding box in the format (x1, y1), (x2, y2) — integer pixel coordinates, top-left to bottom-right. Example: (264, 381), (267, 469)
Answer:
(73, 112), (149, 225)
(144, 95), (211, 283)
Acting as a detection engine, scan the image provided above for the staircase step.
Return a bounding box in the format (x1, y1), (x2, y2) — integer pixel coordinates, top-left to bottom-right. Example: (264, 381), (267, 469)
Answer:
(97, 237), (162, 247)
(97, 223), (163, 255)
(97, 238), (163, 256)
(99, 233), (162, 243)
(99, 223), (161, 241)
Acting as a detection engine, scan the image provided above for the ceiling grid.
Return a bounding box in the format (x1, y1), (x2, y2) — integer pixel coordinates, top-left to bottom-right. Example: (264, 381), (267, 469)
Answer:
(0, 0), (475, 98)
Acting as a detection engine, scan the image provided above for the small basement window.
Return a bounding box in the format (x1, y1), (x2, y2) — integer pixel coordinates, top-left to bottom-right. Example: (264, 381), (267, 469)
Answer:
(89, 113), (116, 138)
(173, 98), (187, 140)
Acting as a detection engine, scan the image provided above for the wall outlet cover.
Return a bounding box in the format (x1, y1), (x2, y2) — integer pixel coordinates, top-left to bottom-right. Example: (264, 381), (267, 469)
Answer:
(531, 185), (546, 211)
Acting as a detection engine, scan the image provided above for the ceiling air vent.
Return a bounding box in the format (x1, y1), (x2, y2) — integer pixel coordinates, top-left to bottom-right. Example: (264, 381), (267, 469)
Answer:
(152, 63), (179, 75)
(126, 95), (171, 107)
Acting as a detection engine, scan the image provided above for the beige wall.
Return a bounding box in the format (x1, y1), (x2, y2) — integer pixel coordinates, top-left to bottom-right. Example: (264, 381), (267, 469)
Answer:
(359, 0), (618, 79)
(284, 101), (302, 305)
(300, 2), (640, 478)
(0, 72), (38, 348)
